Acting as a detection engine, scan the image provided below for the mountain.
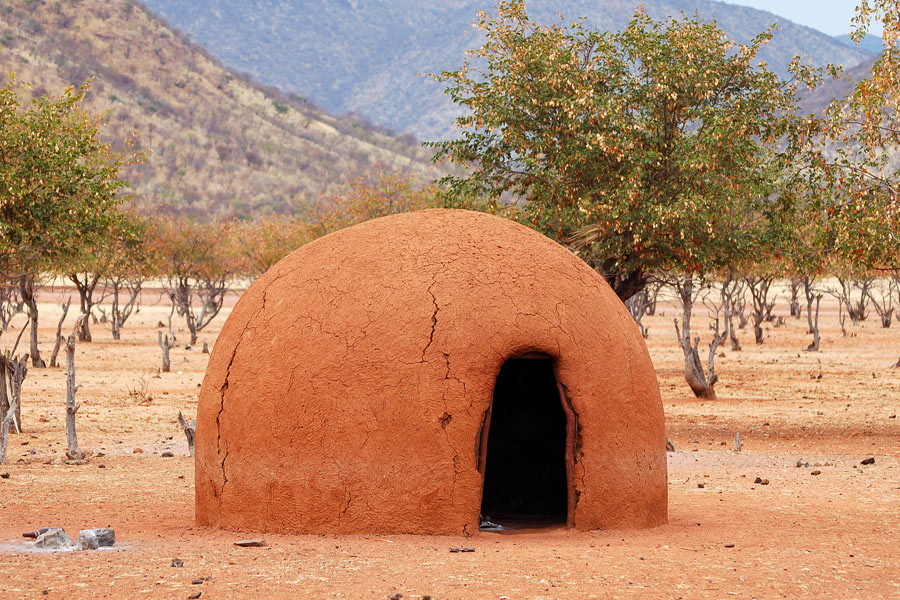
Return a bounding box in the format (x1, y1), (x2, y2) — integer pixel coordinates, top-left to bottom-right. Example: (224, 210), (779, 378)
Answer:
(138, 0), (873, 141)
(834, 33), (884, 55)
(0, 0), (437, 217)
(799, 56), (878, 116)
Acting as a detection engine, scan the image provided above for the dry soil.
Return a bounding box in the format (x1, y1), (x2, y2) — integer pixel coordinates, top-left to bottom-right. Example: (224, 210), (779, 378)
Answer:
(0, 285), (897, 599)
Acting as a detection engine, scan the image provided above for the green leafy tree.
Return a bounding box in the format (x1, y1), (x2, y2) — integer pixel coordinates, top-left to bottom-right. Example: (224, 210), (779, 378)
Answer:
(0, 77), (131, 365)
(105, 211), (154, 341)
(230, 216), (312, 280)
(431, 2), (809, 301)
(799, 1), (900, 270)
(153, 217), (233, 347)
(431, 2), (814, 397)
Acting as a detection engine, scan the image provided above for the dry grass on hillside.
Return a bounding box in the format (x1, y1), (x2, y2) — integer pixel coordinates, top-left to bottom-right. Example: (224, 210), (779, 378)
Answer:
(0, 0), (437, 217)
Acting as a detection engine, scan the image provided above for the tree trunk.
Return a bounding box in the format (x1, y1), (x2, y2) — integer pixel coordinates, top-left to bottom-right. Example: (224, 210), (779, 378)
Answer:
(69, 273), (100, 343)
(177, 411), (196, 457)
(789, 278), (802, 318)
(0, 389), (14, 464)
(64, 321), (84, 461)
(806, 294), (822, 351)
(19, 276), (45, 368)
(158, 331), (174, 373)
(0, 354), (27, 438)
(0, 358), (7, 429)
(625, 290), (650, 338)
(49, 298), (72, 368)
(166, 302), (176, 343)
(110, 280), (121, 340)
(78, 310), (92, 342)
(674, 276), (717, 399)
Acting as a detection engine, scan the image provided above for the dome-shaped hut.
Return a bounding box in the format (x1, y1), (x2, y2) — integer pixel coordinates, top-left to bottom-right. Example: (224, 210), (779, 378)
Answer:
(195, 209), (667, 535)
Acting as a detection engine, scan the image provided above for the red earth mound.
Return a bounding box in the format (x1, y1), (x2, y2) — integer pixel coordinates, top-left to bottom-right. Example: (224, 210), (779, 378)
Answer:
(195, 209), (666, 535)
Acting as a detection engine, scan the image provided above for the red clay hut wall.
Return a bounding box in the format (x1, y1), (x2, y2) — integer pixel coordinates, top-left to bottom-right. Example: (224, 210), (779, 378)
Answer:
(195, 209), (667, 535)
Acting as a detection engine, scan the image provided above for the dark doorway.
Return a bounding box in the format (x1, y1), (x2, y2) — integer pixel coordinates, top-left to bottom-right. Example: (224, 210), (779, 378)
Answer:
(480, 358), (568, 527)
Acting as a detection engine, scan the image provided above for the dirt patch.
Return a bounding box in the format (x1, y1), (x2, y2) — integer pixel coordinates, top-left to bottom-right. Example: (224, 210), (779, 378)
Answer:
(0, 285), (897, 598)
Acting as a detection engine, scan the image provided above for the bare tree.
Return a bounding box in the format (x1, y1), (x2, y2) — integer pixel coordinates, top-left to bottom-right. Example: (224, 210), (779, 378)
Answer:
(644, 279), (663, 316)
(109, 275), (142, 340)
(802, 277), (824, 351)
(625, 289), (651, 338)
(788, 277), (803, 318)
(68, 271), (103, 342)
(672, 275), (727, 399)
(867, 277), (896, 328)
(64, 318), (85, 461)
(155, 219), (232, 347)
(0, 285), (24, 331)
(830, 276), (872, 326)
(168, 273), (229, 347)
(0, 322), (29, 462)
(157, 331), (175, 373)
(745, 274), (777, 344)
(732, 278), (749, 330)
(48, 298), (72, 368)
(177, 411), (195, 457)
(720, 274), (743, 351)
(19, 275), (45, 367)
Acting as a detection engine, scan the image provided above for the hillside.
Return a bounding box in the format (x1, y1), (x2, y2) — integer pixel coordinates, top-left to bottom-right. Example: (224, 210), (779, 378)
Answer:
(139, 0), (873, 141)
(835, 33), (884, 55)
(0, 0), (437, 217)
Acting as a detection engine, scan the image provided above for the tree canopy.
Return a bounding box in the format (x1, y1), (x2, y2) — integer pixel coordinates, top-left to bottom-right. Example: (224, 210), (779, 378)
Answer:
(430, 1), (812, 299)
(0, 77), (133, 282)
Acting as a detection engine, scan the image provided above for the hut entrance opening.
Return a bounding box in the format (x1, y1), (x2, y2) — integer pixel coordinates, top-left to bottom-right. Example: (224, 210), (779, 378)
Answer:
(479, 357), (569, 529)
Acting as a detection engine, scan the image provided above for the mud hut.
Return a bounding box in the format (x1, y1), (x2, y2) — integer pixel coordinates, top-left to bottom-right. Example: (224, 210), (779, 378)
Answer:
(195, 209), (667, 535)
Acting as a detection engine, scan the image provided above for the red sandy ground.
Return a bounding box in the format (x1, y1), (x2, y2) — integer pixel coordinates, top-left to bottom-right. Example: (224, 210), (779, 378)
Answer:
(0, 286), (897, 599)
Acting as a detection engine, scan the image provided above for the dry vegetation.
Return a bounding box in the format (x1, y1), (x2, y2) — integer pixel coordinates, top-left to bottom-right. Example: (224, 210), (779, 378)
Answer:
(0, 286), (896, 598)
(0, 0), (437, 217)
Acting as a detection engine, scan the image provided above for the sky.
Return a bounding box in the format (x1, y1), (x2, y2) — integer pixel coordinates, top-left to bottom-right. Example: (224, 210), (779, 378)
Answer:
(720, 0), (883, 37)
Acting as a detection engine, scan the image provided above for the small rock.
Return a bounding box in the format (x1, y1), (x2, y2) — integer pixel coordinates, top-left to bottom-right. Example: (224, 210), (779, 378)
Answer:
(697, 483), (705, 489)
(133, 448), (143, 454)
(811, 470), (821, 476)
(65, 459), (89, 465)
(388, 594), (403, 600)
(171, 558), (184, 567)
(754, 477), (769, 485)
(77, 530), (99, 551)
(860, 457), (875, 465)
(191, 578), (204, 585)
(449, 547), (475, 553)
(234, 538), (267, 547)
(724, 543), (735, 548)
(161, 451), (175, 458)
(0, 472), (9, 479)
(35, 527), (73, 549)
(78, 528), (115, 548)
(98, 464), (106, 469)
(188, 593), (202, 600)
(665, 435), (675, 452)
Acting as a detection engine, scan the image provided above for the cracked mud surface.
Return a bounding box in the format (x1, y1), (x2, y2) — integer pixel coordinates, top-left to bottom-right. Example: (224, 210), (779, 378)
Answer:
(195, 210), (666, 534)
(0, 275), (898, 597)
